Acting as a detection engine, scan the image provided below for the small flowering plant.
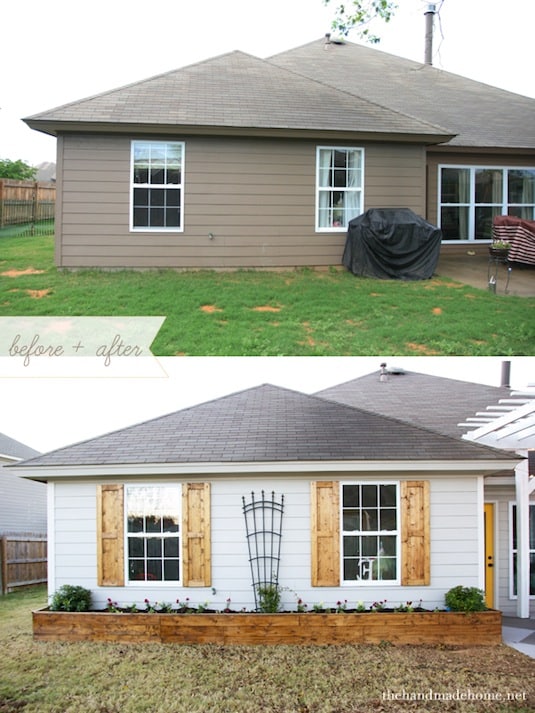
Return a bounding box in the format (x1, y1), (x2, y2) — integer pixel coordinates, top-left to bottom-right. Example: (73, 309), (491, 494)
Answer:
(491, 239), (511, 251)
(144, 598), (157, 613)
(296, 598), (308, 613)
(106, 598), (121, 613)
(370, 599), (387, 612)
(394, 601), (414, 613)
(175, 597), (191, 613)
(335, 599), (348, 613)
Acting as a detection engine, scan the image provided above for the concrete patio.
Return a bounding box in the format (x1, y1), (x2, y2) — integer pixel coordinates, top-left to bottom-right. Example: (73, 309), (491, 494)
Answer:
(436, 253), (535, 297)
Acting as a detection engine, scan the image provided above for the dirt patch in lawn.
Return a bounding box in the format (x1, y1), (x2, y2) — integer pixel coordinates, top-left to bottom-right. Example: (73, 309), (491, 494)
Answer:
(252, 305), (282, 313)
(26, 289), (52, 299)
(406, 342), (441, 355)
(432, 307), (443, 315)
(200, 304), (223, 313)
(425, 279), (465, 289)
(1, 268), (46, 278)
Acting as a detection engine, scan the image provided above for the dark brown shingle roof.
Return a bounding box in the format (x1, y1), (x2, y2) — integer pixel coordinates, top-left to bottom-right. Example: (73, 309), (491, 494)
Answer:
(18, 384), (513, 468)
(316, 369), (511, 439)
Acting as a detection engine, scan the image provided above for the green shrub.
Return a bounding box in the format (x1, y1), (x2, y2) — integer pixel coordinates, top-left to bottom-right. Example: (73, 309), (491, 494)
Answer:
(50, 584), (92, 612)
(444, 586), (486, 612)
(257, 583), (281, 613)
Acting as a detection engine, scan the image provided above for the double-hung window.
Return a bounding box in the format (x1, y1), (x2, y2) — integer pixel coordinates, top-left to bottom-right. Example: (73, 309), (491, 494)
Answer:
(510, 502), (535, 598)
(131, 141), (184, 230)
(126, 485), (181, 583)
(439, 166), (535, 241)
(341, 482), (399, 583)
(316, 147), (364, 230)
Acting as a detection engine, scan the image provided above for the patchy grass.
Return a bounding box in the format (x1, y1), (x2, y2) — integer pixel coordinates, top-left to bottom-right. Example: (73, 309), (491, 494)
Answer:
(1, 588), (534, 712)
(0, 234), (533, 355)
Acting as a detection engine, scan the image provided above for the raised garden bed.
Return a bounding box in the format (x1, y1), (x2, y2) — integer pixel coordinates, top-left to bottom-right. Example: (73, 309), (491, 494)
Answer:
(32, 608), (502, 646)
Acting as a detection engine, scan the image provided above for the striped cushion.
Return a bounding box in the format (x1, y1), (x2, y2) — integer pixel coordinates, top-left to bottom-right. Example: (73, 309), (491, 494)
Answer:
(492, 216), (535, 265)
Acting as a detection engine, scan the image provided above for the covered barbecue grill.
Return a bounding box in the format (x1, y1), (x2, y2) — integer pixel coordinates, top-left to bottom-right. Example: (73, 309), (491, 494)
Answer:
(342, 208), (442, 280)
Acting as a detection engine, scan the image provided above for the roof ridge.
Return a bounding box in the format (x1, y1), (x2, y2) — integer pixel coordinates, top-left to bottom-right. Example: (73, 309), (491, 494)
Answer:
(316, 369), (509, 396)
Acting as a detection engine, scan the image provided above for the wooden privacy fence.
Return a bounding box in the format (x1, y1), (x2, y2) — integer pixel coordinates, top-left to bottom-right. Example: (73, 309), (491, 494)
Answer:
(0, 179), (55, 228)
(0, 534), (47, 594)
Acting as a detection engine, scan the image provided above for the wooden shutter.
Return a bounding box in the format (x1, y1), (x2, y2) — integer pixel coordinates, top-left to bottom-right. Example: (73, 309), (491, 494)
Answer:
(182, 482), (211, 587)
(311, 481), (340, 586)
(97, 484), (125, 586)
(401, 480), (430, 586)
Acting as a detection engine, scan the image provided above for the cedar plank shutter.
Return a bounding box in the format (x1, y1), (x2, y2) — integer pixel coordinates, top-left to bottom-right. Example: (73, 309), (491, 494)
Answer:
(182, 482), (211, 587)
(401, 480), (430, 586)
(311, 481), (340, 586)
(97, 484), (125, 586)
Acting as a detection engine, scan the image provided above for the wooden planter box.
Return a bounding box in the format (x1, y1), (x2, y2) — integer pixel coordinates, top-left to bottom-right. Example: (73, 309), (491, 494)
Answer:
(33, 609), (502, 646)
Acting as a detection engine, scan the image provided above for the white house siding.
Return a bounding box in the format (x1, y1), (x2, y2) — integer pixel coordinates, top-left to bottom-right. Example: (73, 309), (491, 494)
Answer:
(0, 459), (47, 534)
(484, 483), (535, 617)
(51, 473), (481, 611)
(56, 133), (426, 269)
(51, 481), (97, 595)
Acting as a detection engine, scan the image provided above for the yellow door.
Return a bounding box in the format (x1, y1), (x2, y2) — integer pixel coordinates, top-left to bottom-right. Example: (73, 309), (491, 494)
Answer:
(484, 503), (495, 608)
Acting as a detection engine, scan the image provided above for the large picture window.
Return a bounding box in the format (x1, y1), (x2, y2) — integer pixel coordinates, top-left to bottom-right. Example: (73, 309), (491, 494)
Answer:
(439, 166), (535, 241)
(510, 502), (535, 598)
(126, 485), (181, 583)
(131, 141), (184, 230)
(341, 482), (399, 583)
(316, 147), (364, 230)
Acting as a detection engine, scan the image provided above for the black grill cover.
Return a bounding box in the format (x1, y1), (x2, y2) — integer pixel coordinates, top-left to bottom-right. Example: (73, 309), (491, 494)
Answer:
(342, 208), (442, 280)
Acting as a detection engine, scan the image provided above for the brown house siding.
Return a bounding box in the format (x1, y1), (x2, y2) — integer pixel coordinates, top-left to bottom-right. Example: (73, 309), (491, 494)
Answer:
(57, 134), (427, 269)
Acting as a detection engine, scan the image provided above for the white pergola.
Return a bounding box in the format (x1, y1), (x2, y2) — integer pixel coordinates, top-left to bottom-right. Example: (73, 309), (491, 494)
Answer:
(460, 389), (535, 618)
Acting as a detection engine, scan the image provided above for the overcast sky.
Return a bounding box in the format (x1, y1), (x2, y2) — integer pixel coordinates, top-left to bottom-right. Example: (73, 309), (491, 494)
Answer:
(2, 0), (534, 166)
(1, 356), (533, 454)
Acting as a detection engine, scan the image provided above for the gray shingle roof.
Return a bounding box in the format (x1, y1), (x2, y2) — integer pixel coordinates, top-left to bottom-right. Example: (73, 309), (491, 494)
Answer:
(17, 384), (513, 468)
(270, 39), (535, 149)
(24, 49), (451, 140)
(25, 38), (535, 149)
(316, 369), (511, 439)
(0, 432), (40, 460)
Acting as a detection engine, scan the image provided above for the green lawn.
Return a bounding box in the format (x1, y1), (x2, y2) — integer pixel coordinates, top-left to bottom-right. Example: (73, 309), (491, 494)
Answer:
(1, 234), (533, 355)
(1, 587), (534, 713)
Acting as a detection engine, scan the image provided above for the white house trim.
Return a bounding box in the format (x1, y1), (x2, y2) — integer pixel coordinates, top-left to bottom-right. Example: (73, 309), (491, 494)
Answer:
(463, 387), (535, 618)
(47, 483), (55, 597)
(13, 458), (520, 482)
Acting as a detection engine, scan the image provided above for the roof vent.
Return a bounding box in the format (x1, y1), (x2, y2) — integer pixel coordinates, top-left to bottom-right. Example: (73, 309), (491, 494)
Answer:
(379, 363), (405, 380)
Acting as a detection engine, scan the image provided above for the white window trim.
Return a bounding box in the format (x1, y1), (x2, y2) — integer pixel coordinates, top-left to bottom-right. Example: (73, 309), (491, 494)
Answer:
(315, 146), (365, 232)
(124, 483), (182, 587)
(130, 140), (185, 233)
(509, 500), (535, 600)
(438, 164), (535, 243)
(340, 480), (400, 586)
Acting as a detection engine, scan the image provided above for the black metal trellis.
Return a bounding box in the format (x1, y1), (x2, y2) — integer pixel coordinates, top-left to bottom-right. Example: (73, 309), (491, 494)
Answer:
(242, 490), (284, 610)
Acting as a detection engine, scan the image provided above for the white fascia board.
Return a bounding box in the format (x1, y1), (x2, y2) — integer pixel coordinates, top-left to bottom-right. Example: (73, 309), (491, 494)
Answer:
(13, 458), (521, 481)
(0, 453), (22, 463)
